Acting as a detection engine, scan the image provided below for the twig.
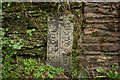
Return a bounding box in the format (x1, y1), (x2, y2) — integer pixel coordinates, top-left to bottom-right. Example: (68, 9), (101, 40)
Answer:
(67, 0), (71, 11)
(22, 2), (46, 41)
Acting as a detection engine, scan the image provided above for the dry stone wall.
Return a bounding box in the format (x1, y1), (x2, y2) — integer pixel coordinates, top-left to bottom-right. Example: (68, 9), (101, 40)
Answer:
(2, 2), (120, 74)
(2, 3), (48, 57)
(79, 2), (120, 74)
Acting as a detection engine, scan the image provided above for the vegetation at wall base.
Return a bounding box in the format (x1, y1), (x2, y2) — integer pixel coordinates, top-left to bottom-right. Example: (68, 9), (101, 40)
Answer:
(95, 65), (120, 80)
(2, 56), (64, 79)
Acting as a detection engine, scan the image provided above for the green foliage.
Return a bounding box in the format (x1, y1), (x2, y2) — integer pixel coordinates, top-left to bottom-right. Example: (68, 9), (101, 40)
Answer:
(17, 12), (21, 19)
(96, 65), (120, 80)
(2, 28), (24, 56)
(1, 27), (64, 79)
(1, 2), (88, 79)
(27, 29), (36, 36)
(70, 48), (89, 78)
(3, 57), (64, 79)
(1, 27), (24, 78)
(71, 68), (88, 78)
(57, 2), (62, 13)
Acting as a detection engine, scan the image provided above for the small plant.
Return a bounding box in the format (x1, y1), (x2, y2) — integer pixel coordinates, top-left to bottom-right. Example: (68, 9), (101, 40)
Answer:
(96, 65), (120, 80)
(27, 29), (36, 36)
(17, 12), (21, 19)
(57, 2), (61, 13)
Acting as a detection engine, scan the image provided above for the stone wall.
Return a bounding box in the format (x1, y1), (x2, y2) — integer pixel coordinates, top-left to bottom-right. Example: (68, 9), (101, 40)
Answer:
(77, 2), (120, 75)
(2, 3), (48, 58)
(2, 2), (82, 59)
(2, 2), (120, 75)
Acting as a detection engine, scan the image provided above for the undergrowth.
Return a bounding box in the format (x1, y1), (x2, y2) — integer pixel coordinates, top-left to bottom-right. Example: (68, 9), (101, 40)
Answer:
(2, 57), (64, 79)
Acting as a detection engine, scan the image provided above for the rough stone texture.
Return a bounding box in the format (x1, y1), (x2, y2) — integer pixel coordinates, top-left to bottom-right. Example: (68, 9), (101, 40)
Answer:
(77, 2), (120, 75)
(2, 3), (48, 57)
(83, 43), (118, 51)
(47, 13), (74, 71)
(83, 36), (120, 43)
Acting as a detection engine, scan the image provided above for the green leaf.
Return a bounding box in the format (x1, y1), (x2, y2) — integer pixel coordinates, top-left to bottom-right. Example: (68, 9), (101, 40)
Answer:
(40, 10), (42, 13)
(34, 73), (37, 77)
(83, 76), (88, 78)
(109, 70), (112, 75)
(114, 72), (118, 76)
(13, 44), (18, 49)
(57, 3), (61, 12)
(95, 76), (107, 78)
(115, 66), (118, 70)
(32, 29), (35, 32)
(5, 28), (8, 31)
(42, 74), (45, 78)
(10, 40), (14, 44)
(7, 3), (11, 7)
(46, 72), (53, 78)
(56, 71), (60, 75)
(104, 71), (110, 77)
(76, 9), (79, 12)
(29, 33), (32, 36)
(27, 30), (32, 34)
(78, 15), (80, 17)
(17, 16), (20, 18)
(44, 28), (47, 31)
(14, 52), (17, 54)
(96, 68), (104, 72)
(17, 46), (21, 49)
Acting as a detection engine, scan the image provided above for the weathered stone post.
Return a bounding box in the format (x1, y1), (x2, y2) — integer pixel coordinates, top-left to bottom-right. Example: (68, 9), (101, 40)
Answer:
(47, 13), (74, 71)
